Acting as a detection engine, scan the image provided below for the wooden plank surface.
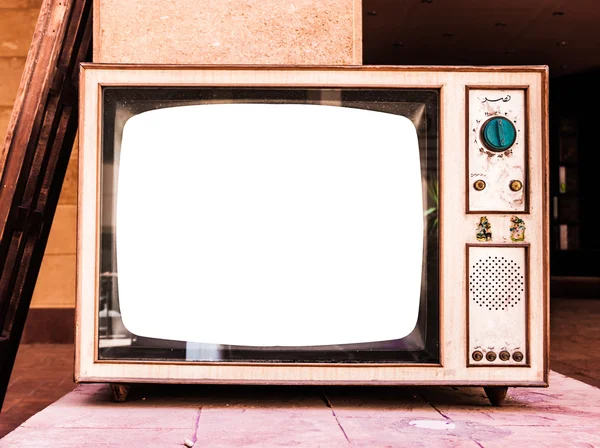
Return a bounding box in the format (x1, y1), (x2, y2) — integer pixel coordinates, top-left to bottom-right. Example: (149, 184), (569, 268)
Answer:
(0, 0), (92, 410)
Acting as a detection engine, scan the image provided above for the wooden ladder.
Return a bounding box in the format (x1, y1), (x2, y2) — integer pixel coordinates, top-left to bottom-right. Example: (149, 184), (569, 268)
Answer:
(0, 0), (92, 409)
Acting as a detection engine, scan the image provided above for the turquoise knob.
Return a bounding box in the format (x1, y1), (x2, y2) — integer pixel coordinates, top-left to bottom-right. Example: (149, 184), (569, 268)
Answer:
(481, 117), (517, 152)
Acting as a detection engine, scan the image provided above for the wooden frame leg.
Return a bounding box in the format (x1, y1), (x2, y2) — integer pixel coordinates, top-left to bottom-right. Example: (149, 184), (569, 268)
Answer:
(484, 386), (508, 406)
(110, 383), (131, 403)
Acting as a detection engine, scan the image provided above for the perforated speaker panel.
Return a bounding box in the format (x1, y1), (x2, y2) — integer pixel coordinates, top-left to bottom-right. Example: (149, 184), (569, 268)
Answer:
(468, 245), (528, 366)
(470, 256), (524, 311)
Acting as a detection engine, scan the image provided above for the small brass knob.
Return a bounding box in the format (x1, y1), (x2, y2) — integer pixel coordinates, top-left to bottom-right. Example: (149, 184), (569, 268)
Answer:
(499, 350), (511, 362)
(486, 351), (497, 362)
(512, 351), (524, 362)
(473, 179), (486, 191)
(472, 350), (484, 362)
(509, 179), (523, 192)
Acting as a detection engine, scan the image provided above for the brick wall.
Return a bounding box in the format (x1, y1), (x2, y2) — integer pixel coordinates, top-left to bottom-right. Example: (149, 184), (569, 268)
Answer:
(1, 0), (77, 309)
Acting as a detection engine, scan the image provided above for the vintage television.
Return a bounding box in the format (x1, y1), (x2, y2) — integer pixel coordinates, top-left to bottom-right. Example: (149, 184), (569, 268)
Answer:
(76, 66), (548, 405)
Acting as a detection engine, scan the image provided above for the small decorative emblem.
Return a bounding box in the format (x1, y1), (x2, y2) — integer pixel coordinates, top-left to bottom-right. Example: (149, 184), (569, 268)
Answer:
(476, 216), (492, 242)
(510, 216), (526, 242)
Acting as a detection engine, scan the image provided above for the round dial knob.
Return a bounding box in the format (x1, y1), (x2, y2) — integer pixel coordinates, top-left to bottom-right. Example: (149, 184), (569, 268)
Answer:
(481, 116), (517, 152)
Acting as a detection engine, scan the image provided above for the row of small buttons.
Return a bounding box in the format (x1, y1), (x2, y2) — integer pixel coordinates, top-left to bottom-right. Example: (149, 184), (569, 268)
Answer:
(472, 350), (524, 363)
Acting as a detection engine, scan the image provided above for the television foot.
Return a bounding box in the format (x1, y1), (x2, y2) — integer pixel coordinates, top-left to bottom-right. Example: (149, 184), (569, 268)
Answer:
(110, 383), (131, 403)
(483, 386), (508, 406)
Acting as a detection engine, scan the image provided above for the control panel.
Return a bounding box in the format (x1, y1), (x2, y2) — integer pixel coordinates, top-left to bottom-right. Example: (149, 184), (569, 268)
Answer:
(468, 89), (527, 213)
(466, 88), (532, 369)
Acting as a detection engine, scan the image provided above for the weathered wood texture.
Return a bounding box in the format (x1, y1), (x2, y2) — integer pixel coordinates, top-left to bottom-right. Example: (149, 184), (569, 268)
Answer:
(0, 0), (92, 409)
(1, 2), (80, 312)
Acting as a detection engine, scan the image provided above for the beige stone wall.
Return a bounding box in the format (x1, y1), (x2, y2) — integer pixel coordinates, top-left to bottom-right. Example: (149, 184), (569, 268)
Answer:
(94, 0), (362, 64)
(1, 0), (77, 309)
(1, 0), (361, 310)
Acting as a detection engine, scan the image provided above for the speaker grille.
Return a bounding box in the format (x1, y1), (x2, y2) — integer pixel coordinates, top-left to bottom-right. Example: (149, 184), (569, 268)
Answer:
(469, 255), (524, 311)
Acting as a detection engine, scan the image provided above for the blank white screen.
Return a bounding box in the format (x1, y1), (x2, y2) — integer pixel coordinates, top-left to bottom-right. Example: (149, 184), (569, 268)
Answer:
(116, 104), (423, 346)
